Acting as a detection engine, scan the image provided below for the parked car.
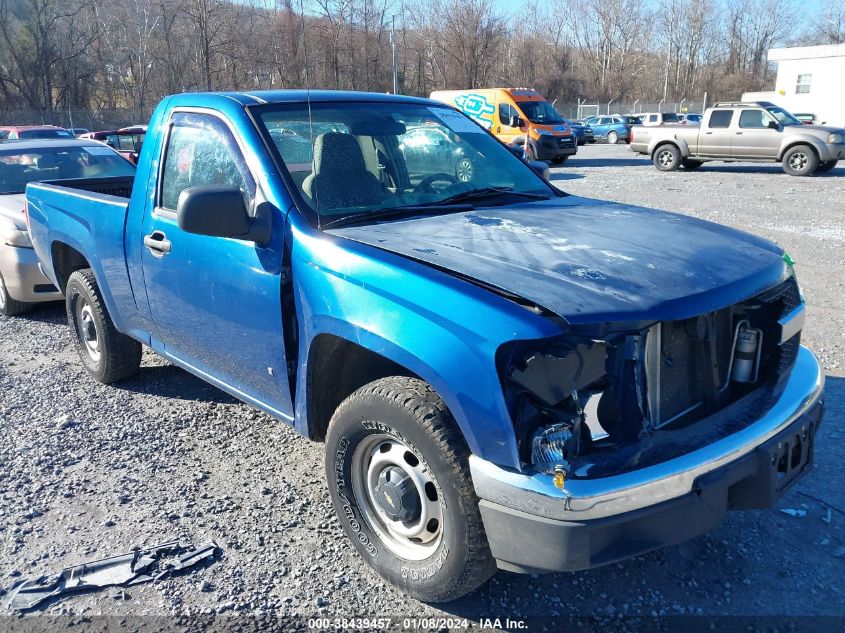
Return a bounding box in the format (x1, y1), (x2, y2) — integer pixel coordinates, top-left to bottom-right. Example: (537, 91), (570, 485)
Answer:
(563, 118), (594, 145)
(0, 138), (135, 315)
(0, 125), (73, 140)
(26, 90), (822, 602)
(679, 113), (703, 125)
(794, 113), (816, 125)
(68, 128), (90, 136)
(582, 115), (630, 143)
(639, 112), (681, 126)
(400, 124), (476, 182)
(623, 114), (643, 127)
(630, 101), (845, 176)
(430, 88), (577, 163)
(79, 126), (147, 164)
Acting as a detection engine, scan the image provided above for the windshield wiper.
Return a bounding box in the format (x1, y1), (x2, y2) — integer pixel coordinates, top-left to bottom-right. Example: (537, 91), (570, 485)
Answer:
(320, 203), (474, 229)
(434, 186), (550, 205)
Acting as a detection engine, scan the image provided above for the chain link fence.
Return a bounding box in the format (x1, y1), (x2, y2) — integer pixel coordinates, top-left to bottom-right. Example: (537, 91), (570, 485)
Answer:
(551, 98), (711, 120)
(0, 106), (154, 132)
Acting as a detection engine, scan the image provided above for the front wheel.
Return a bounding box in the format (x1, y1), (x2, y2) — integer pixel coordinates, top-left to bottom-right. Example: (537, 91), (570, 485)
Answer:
(653, 144), (681, 171)
(325, 377), (496, 602)
(782, 145), (818, 176)
(607, 131), (618, 144)
(66, 269), (141, 383)
(816, 160), (838, 174)
(455, 158), (473, 182)
(0, 272), (31, 317)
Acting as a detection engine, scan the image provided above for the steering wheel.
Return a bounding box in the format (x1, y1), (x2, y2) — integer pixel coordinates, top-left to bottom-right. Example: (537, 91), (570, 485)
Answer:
(414, 172), (459, 194)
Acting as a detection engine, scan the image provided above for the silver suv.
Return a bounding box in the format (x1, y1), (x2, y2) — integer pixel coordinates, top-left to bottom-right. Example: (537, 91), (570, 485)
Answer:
(629, 102), (845, 176)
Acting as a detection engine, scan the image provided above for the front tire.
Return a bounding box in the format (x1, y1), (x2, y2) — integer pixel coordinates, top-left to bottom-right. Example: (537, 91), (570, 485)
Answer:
(653, 144), (681, 171)
(817, 160), (838, 174)
(325, 377), (496, 602)
(607, 131), (618, 144)
(66, 269), (141, 383)
(0, 272), (31, 317)
(782, 145), (818, 176)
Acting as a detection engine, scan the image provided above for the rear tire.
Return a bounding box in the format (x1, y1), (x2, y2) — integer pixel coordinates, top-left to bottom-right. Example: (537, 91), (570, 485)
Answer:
(325, 376), (496, 602)
(66, 269), (141, 383)
(653, 144), (681, 171)
(782, 145), (818, 176)
(0, 272), (31, 317)
(607, 131), (618, 144)
(816, 160), (838, 174)
(682, 159), (703, 170)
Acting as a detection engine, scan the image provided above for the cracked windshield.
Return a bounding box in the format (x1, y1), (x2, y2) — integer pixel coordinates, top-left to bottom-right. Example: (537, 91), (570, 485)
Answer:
(259, 102), (551, 227)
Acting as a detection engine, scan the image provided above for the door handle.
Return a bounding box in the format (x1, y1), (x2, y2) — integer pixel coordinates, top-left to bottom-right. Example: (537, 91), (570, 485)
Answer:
(735, 132), (743, 135)
(705, 131), (713, 135)
(144, 230), (171, 256)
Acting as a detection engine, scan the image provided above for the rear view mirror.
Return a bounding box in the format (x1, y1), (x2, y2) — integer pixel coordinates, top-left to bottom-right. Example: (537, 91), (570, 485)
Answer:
(509, 115), (524, 128)
(528, 160), (550, 181)
(177, 185), (272, 245)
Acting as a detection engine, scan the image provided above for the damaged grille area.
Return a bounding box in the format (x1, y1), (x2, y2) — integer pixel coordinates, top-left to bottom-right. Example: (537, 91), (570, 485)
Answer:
(504, 276), (804, 474)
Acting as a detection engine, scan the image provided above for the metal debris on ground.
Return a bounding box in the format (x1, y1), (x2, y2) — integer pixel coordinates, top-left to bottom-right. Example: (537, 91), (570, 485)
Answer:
(0, 540), (219, 612)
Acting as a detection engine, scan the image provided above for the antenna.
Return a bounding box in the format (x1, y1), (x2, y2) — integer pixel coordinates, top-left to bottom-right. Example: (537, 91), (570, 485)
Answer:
(298, 0), (318, 222)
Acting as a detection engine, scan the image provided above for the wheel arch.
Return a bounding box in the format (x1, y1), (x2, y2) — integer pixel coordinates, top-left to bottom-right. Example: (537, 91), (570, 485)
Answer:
(50, 241), (91, 294)
(778, 139), (822, 162)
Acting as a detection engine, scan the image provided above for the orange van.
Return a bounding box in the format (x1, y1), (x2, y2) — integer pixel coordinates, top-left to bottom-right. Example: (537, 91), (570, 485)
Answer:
(429, 88), (577, 163)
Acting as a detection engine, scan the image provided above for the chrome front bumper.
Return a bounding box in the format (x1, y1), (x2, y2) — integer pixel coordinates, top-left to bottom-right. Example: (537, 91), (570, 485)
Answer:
(0, 244), (62, 303)
(471, 345), (824, 522)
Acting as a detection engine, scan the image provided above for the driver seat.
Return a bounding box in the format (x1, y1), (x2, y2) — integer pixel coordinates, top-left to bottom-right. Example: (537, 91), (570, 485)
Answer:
(303, 133), (385, 211)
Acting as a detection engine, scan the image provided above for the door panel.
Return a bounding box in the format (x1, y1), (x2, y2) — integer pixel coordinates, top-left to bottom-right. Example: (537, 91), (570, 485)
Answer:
(698, 109), (734, 156)
(732, 109), (781, 158)
(140, 111), (292, 416)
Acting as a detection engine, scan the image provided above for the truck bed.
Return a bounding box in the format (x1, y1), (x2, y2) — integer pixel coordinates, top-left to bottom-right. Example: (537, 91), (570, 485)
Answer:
(40, 175), (135, 199)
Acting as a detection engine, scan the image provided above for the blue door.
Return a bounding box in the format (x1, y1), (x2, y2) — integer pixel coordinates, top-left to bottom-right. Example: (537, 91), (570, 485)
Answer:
(139, 111), (293, 418)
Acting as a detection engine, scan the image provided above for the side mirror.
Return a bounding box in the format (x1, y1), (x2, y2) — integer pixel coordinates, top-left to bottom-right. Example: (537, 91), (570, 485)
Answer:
(177, 185), (272, 245)
(767, 120), (780, 130)
(509, 115), (525, 128)
(528, 160), (550, 180)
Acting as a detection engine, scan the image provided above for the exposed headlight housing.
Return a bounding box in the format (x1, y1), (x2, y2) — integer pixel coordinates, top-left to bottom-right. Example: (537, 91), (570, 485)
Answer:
(530, 422), (579, 474)
(827, 133), (844, 144)
(535, 128), (553, 136)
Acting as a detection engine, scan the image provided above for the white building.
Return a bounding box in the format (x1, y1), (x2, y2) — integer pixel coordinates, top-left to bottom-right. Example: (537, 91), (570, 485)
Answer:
(742, 44), (845, 127)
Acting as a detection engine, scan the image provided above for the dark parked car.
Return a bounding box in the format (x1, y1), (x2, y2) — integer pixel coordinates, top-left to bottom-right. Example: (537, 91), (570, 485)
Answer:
(79, 126), (146, 164)
(563, 118), (594, 145)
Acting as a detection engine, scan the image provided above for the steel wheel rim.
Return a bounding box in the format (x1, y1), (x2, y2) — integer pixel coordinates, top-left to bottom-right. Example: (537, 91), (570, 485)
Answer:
(456, 159), (473, 182)
(0, 275), (6, 309)
(76, 299), (100, 362)
(789, 152), (808, 170)
(658, 150), (674, 166)
(351, 433), (444, 561)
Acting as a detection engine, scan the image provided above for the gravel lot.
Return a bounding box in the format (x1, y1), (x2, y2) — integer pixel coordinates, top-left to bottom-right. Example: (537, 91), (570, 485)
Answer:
(1, 143), (843, 629)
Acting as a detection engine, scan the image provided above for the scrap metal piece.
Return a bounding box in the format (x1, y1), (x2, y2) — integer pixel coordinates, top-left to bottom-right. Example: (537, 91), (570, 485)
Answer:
(0, 539), (219, 612)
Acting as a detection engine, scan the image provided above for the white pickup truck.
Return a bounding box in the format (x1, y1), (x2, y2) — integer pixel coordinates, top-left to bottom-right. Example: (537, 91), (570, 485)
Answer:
(630, 101), (845, 176)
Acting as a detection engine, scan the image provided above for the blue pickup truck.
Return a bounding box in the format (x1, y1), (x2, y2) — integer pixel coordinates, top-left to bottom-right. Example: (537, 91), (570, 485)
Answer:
(25, 91), (824, 601)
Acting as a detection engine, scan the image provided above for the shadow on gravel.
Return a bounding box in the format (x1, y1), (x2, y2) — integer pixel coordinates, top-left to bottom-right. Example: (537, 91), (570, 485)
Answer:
(19, 301), (65, 324)
(564, 156), (651, 169)
(548, 172), (585, 182)
(113, 364), (238, 404)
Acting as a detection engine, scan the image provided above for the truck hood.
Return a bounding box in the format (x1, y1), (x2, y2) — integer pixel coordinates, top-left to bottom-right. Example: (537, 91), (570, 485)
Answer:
(328, 196), (789, 324)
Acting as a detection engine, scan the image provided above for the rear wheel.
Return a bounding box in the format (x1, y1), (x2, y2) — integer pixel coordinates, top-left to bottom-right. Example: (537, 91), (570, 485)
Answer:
(816, 160), (838, 174)
(325, 376), (496, 602)
(682, 159), (703, 170)
(0, 272), (31, 317)
(66, 269), (141, 383)
(653, 144), (681, 171)
(782, 145), (818, 176)
(607, 131), (618, 144)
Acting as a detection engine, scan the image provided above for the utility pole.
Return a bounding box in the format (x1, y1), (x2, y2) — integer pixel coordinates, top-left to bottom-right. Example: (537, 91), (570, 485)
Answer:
(391, 15), (398, 94)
